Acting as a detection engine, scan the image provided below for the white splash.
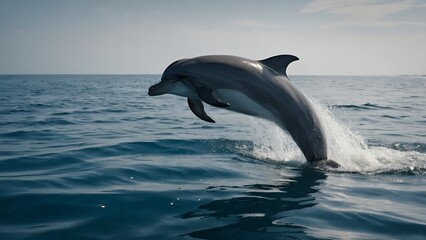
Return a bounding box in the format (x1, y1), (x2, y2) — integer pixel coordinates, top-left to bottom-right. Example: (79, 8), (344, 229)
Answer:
(248, 97), (426, 173)
(249, 117), (305, 164)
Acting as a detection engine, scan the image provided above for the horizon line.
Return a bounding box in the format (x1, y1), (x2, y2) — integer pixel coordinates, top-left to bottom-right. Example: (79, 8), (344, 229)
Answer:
(0, 73), (425, 77)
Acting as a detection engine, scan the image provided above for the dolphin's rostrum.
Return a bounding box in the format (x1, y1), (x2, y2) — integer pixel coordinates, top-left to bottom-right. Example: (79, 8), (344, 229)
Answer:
(148, 55), (338, 166)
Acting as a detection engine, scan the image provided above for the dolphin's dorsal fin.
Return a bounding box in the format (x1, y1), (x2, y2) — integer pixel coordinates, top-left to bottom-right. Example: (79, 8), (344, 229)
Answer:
(259, 55), (299, 77)
(188, 98), (215, 123)
(197, 87), (230, 108)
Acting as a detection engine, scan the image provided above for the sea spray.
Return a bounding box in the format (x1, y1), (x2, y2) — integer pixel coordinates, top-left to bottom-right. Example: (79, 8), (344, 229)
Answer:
(310, 97), (426, 172)
(308, 97), (383, 171)
(249, 117), (304, 163)
(248, 96), (426, 173)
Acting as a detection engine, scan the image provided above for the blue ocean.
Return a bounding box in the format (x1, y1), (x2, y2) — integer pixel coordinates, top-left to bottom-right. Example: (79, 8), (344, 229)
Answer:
(0, 74), (425, 239)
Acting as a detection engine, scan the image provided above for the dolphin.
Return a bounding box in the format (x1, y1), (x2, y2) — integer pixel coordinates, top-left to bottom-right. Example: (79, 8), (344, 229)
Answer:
(148, 55), (338, 167)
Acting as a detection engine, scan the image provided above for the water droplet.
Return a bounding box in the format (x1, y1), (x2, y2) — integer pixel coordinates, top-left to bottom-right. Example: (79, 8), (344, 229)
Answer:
(170, 202), (174, 206)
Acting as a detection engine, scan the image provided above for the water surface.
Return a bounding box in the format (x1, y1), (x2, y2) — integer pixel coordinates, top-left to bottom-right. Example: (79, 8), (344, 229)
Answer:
(0, 75), (425, 239)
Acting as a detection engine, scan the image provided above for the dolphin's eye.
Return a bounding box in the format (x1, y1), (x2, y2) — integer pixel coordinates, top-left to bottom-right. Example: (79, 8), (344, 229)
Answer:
(176, 74), (186, 79)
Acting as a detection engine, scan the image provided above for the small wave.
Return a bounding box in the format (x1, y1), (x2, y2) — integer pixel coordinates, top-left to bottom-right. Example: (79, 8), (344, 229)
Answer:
(29, 103), (55, 108)
(332, 103), (393, 111)
(49, 108), (128, 116)
(99, 108), (127, 113)
(41, 118), (75, 125)
(371, 165), (426, 175)
(0, 119), (75, 128)
(391, 142), (426, 152)
(92, 120), (120, 124)
(22, 138), (248, 159)
(0, 109), (34, 114)
(1, 130), (59, 139)
(51, 112), (71, 116)
(121, 116), (157, 121)
(0, 152), (86, 175)
(381, 115), (399, 119)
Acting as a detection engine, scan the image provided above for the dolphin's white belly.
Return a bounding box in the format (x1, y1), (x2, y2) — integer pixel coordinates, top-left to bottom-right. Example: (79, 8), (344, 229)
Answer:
(214, 89), (275, 120)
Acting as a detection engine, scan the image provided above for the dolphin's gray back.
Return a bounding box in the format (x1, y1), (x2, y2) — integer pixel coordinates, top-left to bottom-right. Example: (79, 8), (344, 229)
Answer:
(197, 56), (328, 161)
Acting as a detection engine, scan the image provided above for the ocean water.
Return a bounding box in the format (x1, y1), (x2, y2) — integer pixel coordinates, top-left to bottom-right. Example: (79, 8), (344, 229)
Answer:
(0, 74), (425, 239)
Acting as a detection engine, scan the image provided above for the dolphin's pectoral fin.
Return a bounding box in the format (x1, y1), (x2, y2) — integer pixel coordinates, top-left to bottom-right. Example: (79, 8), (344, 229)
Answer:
(187, 98), (215, 123)
(259, 55), (299, 77)
(197, 87), (230, 108)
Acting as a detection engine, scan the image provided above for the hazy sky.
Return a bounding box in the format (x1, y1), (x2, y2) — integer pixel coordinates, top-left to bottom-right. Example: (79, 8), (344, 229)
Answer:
(0, 0), (425, 75)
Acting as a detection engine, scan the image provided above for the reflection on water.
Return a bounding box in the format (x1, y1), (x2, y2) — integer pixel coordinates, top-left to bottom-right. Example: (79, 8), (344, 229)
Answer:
(181, 167), (327, 239)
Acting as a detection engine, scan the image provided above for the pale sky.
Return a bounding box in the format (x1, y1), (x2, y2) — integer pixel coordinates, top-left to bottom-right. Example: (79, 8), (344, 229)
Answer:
(0, 0), (425, 75)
